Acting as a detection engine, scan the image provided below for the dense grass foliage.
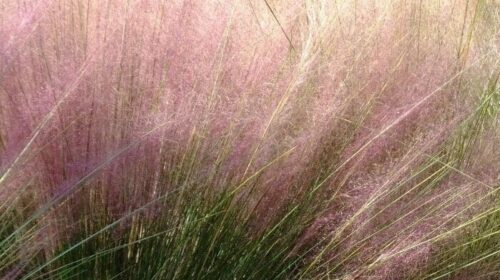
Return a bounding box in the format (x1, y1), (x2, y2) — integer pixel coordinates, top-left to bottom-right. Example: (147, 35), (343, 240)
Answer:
(0, 0), (499, 279)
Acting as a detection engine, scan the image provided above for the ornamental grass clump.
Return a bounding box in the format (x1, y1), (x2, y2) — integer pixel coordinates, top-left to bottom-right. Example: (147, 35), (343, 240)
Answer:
(0, 0), (499, 279)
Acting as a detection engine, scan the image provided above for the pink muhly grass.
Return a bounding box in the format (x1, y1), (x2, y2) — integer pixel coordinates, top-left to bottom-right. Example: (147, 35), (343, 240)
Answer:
(0, 0), (499, 279)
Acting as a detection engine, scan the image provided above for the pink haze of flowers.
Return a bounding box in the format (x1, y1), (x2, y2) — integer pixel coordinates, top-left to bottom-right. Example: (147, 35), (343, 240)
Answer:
(0, 0), (498, 278)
